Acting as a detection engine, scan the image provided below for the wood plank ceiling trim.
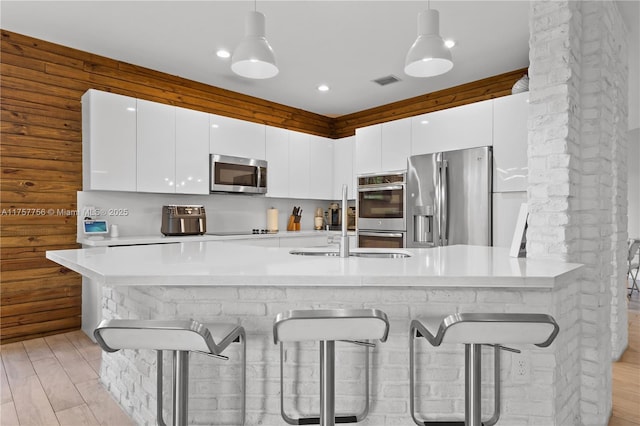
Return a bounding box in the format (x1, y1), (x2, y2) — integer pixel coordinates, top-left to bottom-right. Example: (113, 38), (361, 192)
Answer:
(0, 29), (525, 343)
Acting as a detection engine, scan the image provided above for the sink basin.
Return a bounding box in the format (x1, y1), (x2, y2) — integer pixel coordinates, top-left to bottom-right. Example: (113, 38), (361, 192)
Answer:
(289, 248), (411, 258)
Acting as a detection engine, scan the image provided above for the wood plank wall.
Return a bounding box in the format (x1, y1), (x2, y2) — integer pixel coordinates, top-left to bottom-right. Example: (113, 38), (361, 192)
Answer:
(332, 68), (528, 138)
(0, 29), (524, 343)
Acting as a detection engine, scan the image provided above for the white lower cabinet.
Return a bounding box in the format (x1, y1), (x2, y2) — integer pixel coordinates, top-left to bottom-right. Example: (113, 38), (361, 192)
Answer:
(223, 238), (279, 247)
(136, 99), (176, 193)
(223, 235), (329, 247)
(279, 235), (330, 248)
(82, 89), (137, 191)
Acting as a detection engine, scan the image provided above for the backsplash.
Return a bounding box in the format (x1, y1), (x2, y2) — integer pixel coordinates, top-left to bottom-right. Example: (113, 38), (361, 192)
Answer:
(77, 191), (351, 237)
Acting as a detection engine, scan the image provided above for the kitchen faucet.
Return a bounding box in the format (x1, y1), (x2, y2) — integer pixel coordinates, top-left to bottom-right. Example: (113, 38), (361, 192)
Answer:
(339, 184), (349, 258)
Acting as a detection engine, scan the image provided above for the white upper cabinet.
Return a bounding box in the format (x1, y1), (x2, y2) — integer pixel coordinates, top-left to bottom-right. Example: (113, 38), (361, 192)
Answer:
(175, 107), (210, 194)
(492, 92), (529, 192)
(136, 99), (176, 193)
(209, 114), (266, 160)
(381, 118), (411, 171)
(356, 118), (411, 175)
(82, 89), (137, 191)
(333, 136), (355, 199)
(288, 131), (310, 199)
(308, 135), (334, 200)
(355, 124), (382, 175)
(265, 126), (290, 198)
(411, 99), (493, 155)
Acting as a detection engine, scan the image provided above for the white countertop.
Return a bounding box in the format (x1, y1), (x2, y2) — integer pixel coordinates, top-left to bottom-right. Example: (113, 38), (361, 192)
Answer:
(78, 230), (338, 247)
(47, 242), (582, 288)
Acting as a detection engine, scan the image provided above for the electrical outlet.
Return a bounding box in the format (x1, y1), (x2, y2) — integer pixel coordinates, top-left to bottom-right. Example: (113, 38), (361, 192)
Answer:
(511, 354), (530, 382)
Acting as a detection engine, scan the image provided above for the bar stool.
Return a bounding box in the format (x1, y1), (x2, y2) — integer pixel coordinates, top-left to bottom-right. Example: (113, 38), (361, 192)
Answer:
(94, 318), (246, 426)
(409, 313), (559, 426)
(273, 308), (389, 426)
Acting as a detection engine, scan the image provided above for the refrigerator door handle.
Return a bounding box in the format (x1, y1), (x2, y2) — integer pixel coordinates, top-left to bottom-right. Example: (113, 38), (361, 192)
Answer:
(433, 155), (442, 246)
(441, 159), (448, 246)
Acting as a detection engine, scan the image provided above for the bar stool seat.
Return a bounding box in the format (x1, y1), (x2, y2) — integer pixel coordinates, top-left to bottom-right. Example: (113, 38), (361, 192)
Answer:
(410, 313), (559, 426)
(95, 318), (245, 426)
(273, 309), (389, 426)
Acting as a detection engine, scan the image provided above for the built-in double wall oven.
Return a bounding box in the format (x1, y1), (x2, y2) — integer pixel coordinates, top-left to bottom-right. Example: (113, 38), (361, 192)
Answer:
(356, 171), (406, 248)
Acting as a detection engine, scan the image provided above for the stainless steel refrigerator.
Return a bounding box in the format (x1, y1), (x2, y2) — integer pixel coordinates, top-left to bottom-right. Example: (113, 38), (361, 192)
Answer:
(406, 146), (492, 248)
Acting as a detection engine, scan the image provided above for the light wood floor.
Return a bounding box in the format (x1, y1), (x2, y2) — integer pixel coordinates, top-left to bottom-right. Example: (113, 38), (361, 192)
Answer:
(0, 330), (134, 426)
(1, 311), (638, 426)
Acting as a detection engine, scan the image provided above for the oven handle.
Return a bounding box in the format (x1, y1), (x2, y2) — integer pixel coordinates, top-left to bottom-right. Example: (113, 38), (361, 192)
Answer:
(358, 185), (404, 192)
(358, 231), (404, 238)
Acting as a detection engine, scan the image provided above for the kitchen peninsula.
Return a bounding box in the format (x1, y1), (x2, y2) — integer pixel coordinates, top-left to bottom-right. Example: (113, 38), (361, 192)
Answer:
(47, 242), (582, 425)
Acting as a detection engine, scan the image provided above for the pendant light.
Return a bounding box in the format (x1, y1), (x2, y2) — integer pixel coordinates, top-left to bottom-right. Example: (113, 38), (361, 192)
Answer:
(231, 1), (278, 79)
(404, 1), (453, 78)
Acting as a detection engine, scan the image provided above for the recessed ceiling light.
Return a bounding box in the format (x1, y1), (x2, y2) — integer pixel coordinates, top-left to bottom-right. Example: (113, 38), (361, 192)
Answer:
(421, 120), (430, 125)
(216, 49), (231, 59)
(317, 84), (330, 92)
(444, 39), (456, 49)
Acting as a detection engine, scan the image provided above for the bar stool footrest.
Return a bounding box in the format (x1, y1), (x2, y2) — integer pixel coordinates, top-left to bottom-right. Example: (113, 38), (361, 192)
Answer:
(423, 422), (481, 426)
(297, 415), (359, 424)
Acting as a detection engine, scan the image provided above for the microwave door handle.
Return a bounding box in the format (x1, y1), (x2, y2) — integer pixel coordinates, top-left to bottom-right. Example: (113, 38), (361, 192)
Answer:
(358, 185), (404, 192)
(256, 166), (262, 189)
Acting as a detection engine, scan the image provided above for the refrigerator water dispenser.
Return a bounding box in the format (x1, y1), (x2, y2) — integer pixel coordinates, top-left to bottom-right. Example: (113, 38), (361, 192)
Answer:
(413, 205), (433, 244)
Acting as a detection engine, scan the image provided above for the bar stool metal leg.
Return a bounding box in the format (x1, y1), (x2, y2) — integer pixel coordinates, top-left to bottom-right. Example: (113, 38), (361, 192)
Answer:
(173, 350), (190, 426)
(320, 341), (336, 426)
(465, 344), (482, 426)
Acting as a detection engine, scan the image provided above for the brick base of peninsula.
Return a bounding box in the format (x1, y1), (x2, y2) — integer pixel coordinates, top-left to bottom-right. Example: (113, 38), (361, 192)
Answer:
(46, 242), (582, 425)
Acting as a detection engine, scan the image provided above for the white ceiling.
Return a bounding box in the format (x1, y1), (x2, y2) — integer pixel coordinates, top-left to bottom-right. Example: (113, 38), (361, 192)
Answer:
(1, 1), (638, 125)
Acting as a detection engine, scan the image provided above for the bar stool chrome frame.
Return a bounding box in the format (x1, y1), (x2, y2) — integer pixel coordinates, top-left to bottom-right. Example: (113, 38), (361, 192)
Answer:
(409, 313), (559, 426)
(273, 309), (390, 426)
(94, 318), (246, 426)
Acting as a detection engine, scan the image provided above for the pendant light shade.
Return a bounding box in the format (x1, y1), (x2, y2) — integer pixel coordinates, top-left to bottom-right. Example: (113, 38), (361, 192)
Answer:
(404, 9), (453, 78)
(231, 11), (278, 79)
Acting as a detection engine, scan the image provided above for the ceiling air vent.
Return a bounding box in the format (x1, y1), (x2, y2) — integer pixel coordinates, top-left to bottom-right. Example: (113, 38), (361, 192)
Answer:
(372, 75), (401, 86)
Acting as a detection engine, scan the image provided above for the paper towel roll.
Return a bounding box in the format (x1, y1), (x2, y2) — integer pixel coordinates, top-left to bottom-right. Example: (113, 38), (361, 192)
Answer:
(267, 208), (278, 232)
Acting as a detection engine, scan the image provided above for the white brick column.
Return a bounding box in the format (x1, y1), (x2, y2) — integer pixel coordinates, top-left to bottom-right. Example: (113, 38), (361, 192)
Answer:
(528, 1), (628, 424)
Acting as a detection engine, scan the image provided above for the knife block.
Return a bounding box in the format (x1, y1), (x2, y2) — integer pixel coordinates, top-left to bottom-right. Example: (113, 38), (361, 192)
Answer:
(287, 215), (296, 231)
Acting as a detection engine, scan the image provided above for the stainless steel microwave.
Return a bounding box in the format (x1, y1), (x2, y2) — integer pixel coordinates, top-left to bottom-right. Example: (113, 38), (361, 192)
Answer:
(210, 154), (267, 194)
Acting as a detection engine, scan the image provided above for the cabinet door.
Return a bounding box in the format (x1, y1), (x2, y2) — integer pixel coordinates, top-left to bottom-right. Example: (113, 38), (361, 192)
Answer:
(175, 107), (210, 194)
(355, 124), (382, 175)
(136, 99), (176, 193)
(308, 135), (334, 199)
(82, 90), (137, 191)
(411, 100), (493, 155)
(265, 126), (290, 198)
(333, 136), (355, 199)
(381, 118), (411, 171)
(493, 92), (529, 192)
(279, 235), (330, 248)
(209, 114), (266, 160)
(288, 131), (310, 198)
